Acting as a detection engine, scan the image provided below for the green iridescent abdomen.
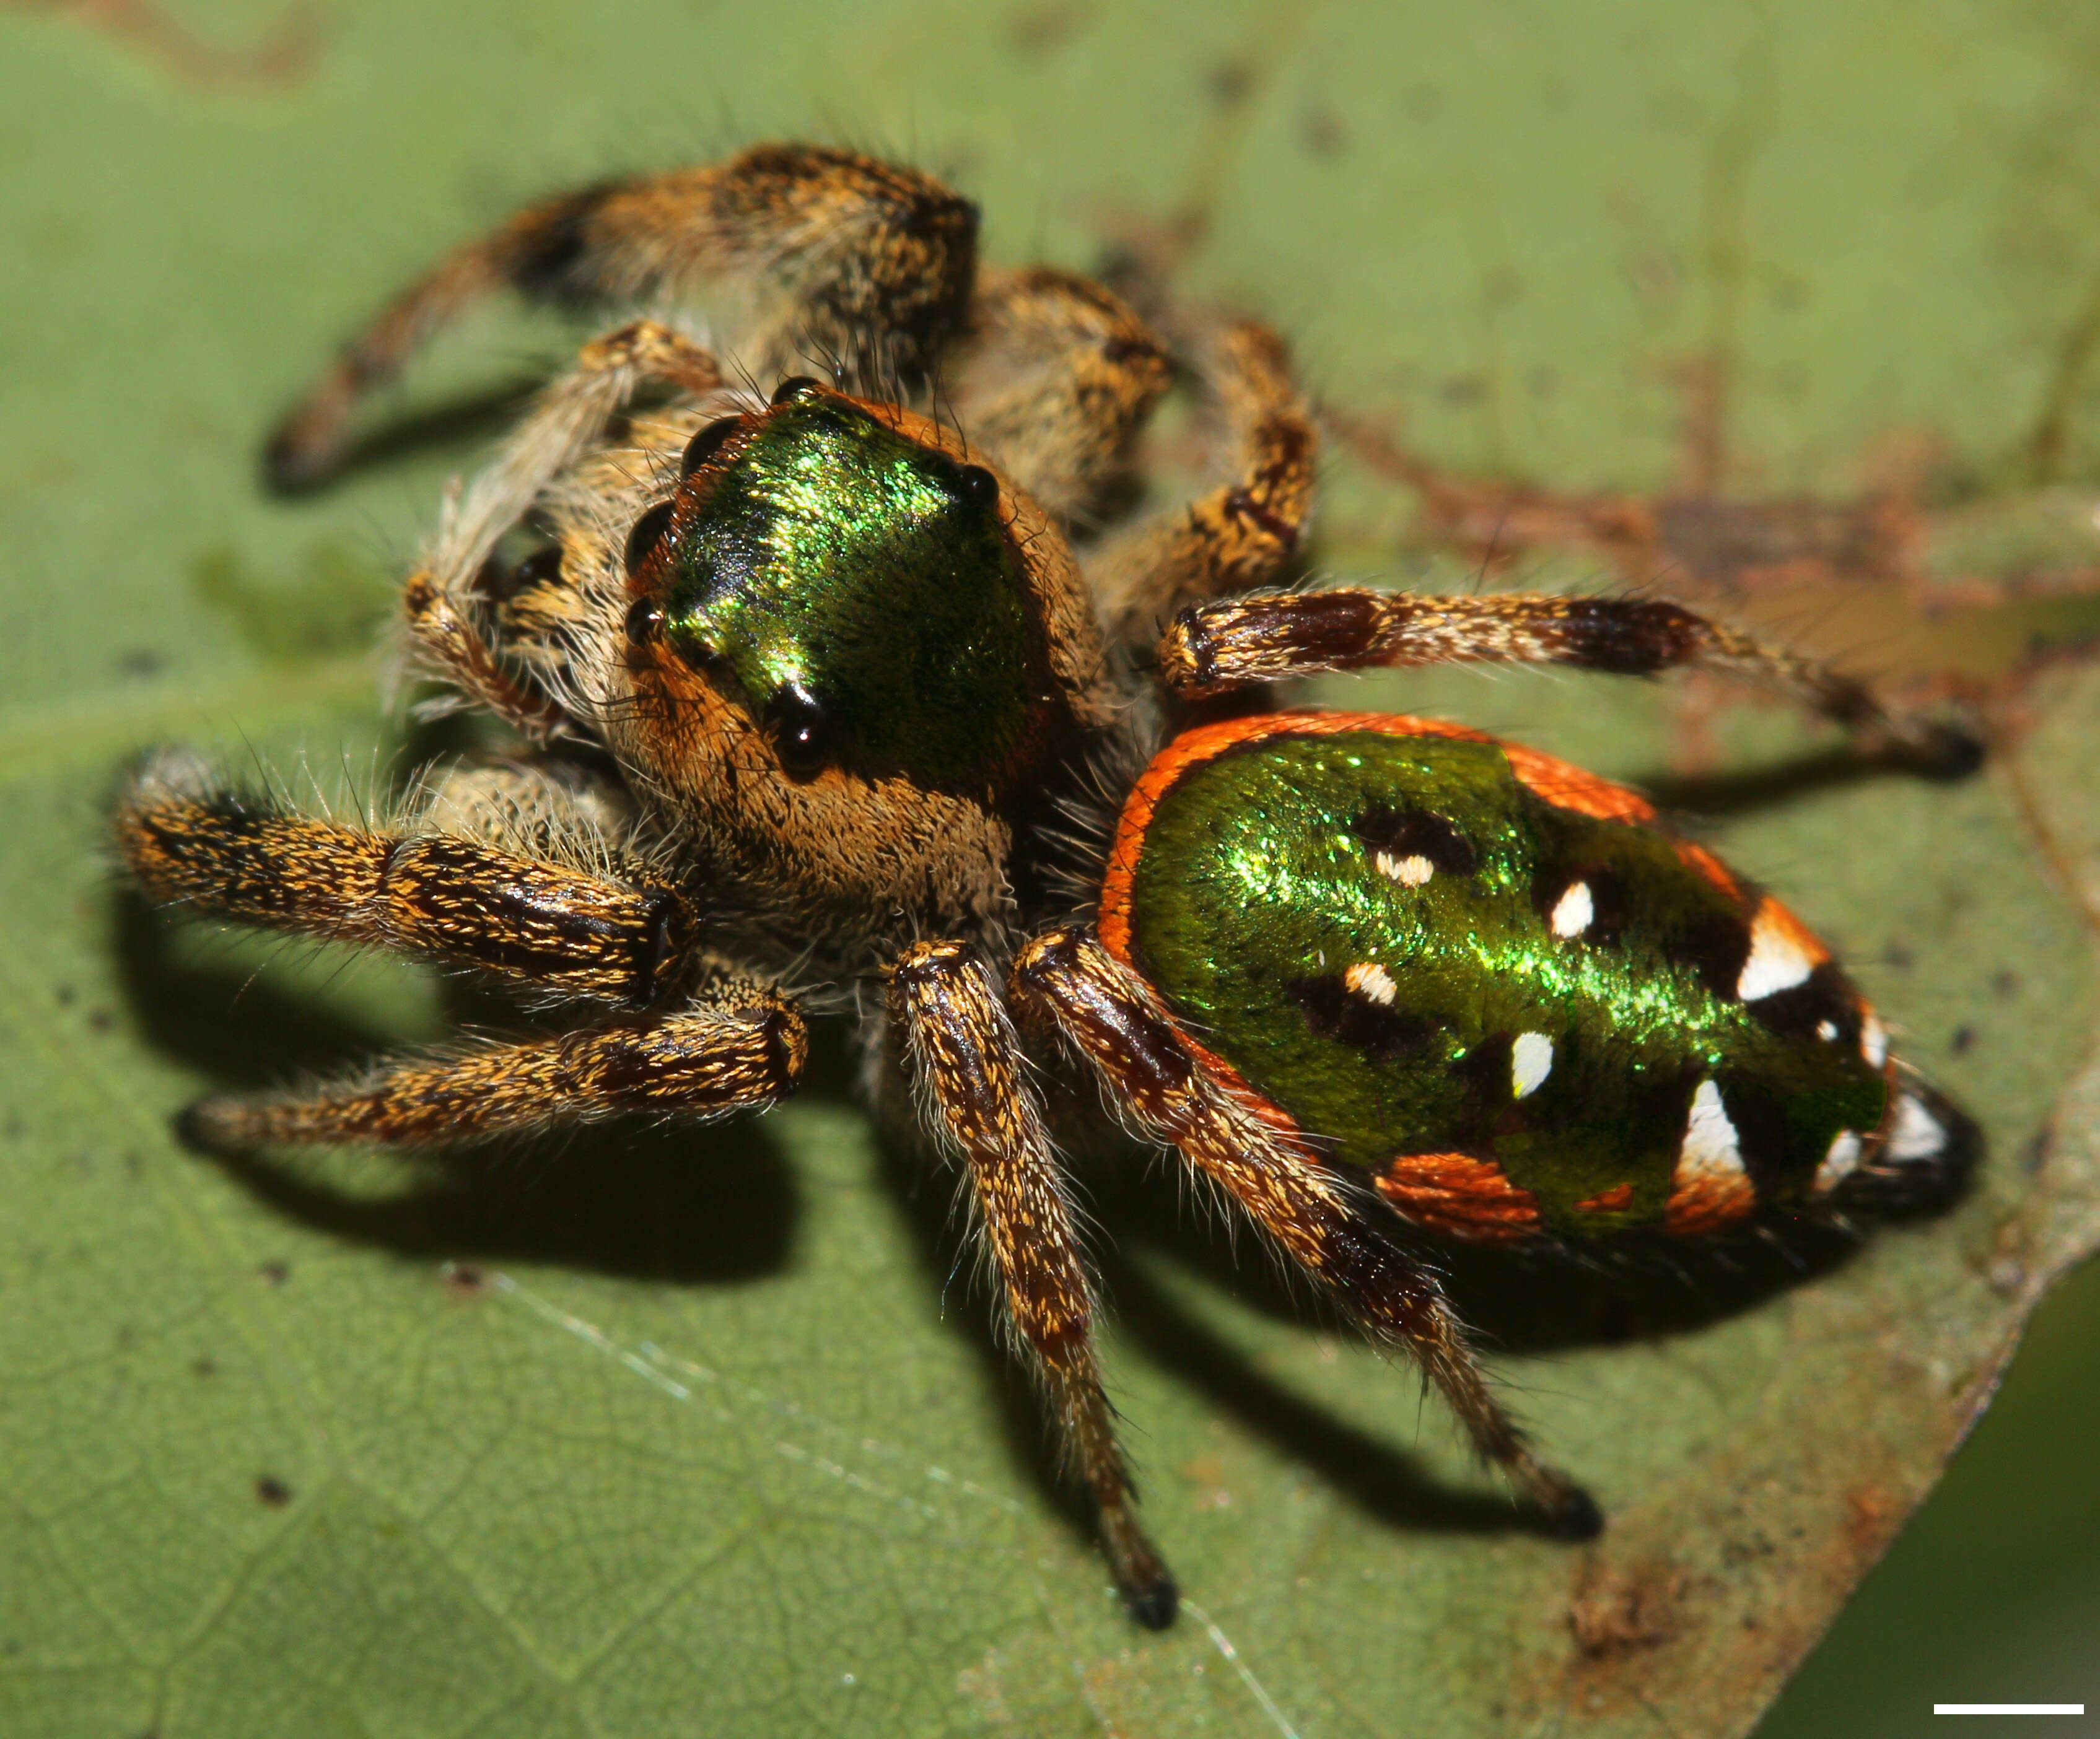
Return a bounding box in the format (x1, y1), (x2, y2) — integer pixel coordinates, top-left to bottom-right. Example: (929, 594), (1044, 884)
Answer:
(1108, 717), (1890, 1240)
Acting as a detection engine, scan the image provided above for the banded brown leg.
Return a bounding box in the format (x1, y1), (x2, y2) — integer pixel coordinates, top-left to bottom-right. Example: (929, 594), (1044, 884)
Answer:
(182, 983), (805, 1151)
(117, 757), (695, 1009)
(1012, 928), (1602, 1541)
(266, 144), (978, 490)
(1090, 320), (1318, 645)
(1158, 589), (1982, 770)
(890, 940), (1176, 1627)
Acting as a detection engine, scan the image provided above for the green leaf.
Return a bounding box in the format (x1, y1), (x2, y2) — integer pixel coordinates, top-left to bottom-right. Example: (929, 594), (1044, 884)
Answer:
(3, 3), (2098, 1736)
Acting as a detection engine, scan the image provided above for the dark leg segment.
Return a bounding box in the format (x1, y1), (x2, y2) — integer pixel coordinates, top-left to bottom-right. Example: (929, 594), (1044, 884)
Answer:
(183, 979), (805, 1149)
(266, 144), (978, 490)
(117, 763), (693, 1008)
(1160, 588), (1981, 768)
(1012, 929), (1601, 1540)
(1092, 321), (1317, 643)
(889, 941), (1175, 1627)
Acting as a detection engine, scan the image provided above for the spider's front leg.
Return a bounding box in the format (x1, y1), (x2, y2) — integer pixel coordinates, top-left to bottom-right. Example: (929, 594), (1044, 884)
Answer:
(118, 756), (693, 1008)
(1012, 928), (1602, 1543)
(266, 143), (978, 491)
(181, 986), (802, 1151)
(1159, 588), (1983, 771)
(889, 941), (1176, 1628)
(118, 758), (803, 1144)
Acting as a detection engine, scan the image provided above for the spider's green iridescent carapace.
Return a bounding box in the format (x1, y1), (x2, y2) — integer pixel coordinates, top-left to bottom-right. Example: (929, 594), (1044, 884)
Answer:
(660, 384), (1033, 783)
(1102, 712), (1896, 1242)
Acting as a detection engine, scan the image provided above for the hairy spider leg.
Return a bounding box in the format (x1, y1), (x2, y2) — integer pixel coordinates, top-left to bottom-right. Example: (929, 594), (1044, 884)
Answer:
(890, 941), (1176, 1628)
(1159, 588), (1982, 770)
(1090, 319), (1317, 645)
(265, 144), (979, 490)
(1012, 928), (1603, 1541)
(117, 757), (698, 1008)
(180, 990), (805, 1151)
(943, 267), (1173, 526)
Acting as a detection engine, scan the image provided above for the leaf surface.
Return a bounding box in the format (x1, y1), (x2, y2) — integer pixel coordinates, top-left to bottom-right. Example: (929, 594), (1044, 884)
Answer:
(2, 3), (2098, 1736)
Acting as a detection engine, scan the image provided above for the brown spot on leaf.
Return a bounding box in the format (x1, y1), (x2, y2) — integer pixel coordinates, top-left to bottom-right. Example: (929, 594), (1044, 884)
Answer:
(255, 1476), (292, 1507)
(1568, 1556), (1694, 1660)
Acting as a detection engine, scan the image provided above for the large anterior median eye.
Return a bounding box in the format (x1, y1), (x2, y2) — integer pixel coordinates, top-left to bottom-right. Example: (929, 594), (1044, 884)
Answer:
(764, 681), (835, 780)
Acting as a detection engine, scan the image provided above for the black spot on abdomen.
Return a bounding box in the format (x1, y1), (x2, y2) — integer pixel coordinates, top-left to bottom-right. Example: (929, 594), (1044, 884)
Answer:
(1287, 973), (1433, 1061)
(1350, 804), (1479, 876)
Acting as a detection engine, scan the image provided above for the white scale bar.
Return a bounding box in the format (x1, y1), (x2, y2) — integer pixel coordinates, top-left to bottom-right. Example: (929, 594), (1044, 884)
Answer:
(1935, 1707), (2085, 1717)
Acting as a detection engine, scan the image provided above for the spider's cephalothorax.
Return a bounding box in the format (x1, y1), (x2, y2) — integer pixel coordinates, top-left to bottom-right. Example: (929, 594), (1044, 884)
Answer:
(119, 144), (1976, 1629)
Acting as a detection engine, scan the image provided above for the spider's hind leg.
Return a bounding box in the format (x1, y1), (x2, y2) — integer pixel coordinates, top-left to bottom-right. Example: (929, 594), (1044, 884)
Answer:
(266, 143), (979, 491)
(1013, 928), (1602, 1543)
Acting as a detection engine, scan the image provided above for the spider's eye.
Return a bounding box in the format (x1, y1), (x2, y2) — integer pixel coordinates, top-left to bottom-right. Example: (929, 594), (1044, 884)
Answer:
(955, 464), (1000, 509)
(763, 681), (834, 781)
(624, 500), (676, 576)
(770, 375), (823, 406)
(680, 414), (745, 479)
(624, 597), (663, 645)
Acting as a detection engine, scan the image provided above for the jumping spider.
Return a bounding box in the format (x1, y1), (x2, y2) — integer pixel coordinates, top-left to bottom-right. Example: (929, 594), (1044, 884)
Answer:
(119, 144), (1974, 1628)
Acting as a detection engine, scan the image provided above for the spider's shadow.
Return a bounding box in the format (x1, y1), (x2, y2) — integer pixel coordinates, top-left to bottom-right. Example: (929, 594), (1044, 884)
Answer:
(261, 382), (544, 498)
(872, 1105), (1862, 1553)
(112, 866), (1861, 1559)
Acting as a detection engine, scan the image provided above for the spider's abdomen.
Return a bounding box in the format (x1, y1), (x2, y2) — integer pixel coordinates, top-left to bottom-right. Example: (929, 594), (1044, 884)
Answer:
(1100, 712), (1964, 1242)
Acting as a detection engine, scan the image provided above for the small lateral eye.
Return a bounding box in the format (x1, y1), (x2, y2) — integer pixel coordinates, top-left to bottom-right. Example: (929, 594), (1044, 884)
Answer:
(956, 464), (1000, 508)
(763, 681), (834, 781)
(770, 375), (823, 406)
(624, 597), (663, 645)
(624, 500), (676, 576)
(680, 414), (745, 478)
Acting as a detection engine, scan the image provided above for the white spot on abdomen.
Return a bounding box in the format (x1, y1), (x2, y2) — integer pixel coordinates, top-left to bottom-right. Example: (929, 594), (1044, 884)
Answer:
(1376, 851), (1435, 887)
(1549, 881), (1594, 939)
(1345, 962), (1397, 1005)
(1678, 1079), (1746, 1181)
(1816, 1130), (1862, 1192)
(1738, 904), (1818, 1001)
(1862, 1013), (1888, 1071)
(1511, 1031), (1554, 1098)
(1885, 1092), (1946, 1162)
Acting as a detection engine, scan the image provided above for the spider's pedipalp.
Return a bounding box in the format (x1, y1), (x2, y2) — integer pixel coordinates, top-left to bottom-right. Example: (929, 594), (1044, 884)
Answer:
(945, 267), (1172, 526)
